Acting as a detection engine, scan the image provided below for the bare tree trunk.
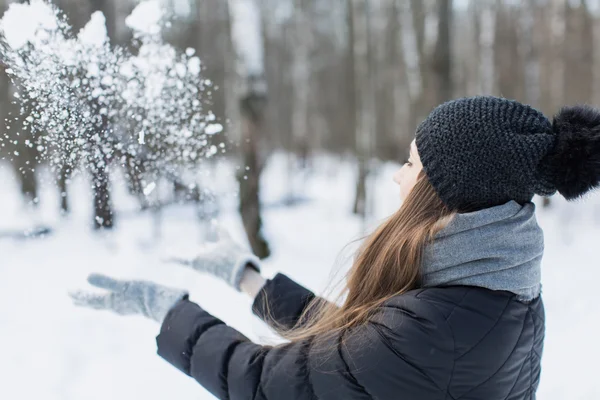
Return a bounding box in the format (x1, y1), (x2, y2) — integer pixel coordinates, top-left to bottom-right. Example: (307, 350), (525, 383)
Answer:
(593, 1), (600, 106)
(87, 0), (116, 229)
(91, 156), (113, 229)
(540, 0), (566, 208)
(13, 152), (38, 204)
(517, 0), (545, 206)
(0, 3), (38, 206)
(58, 163), (71, 214)
(431, 0), (453, 104)
(464, 1), (481, 96)
(350, 0), (375, 222)
(288, 0), (312, 204)
(237, 101), (269, 257)
(392, 2), (412, 158)
(373, 0), (410, 160)
(549, 0), (566, 112)
(123, 153), (148, 209)
(402, 1), (425, 130)
(11, 108), (39, 204)
(228, 0), (270, 258)
(479, 1), (496, 94)
(521, 0), (540, 106)
(564, 0), (593, 105)
(410, 0), (427, 95)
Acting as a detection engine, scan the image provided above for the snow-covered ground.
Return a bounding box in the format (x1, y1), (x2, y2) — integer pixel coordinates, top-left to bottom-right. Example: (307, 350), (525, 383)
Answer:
(0, 153), (598, 400)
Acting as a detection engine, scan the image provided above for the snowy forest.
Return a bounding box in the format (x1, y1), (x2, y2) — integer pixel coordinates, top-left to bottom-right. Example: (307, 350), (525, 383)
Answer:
(0, 0), (599, 399)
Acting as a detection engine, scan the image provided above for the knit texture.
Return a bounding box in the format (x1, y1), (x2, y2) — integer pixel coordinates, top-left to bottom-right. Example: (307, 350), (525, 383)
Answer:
(70, 274), (189, 323)
(415, 96), (558, 212)
(421, 199), (543, 301)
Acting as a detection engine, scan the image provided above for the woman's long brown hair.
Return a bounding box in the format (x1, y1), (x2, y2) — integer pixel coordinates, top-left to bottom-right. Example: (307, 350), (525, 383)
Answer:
(257, 169), (457, 351)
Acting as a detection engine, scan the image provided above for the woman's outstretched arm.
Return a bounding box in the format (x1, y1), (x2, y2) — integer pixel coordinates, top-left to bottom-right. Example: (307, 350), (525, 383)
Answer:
(247, 269), (337, 331)
(155, 293), (450, 400)
(250, 272), (317, 330)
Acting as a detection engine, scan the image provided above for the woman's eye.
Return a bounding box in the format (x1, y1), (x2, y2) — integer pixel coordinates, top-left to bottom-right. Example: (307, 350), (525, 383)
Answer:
(404, 159), (412, 167)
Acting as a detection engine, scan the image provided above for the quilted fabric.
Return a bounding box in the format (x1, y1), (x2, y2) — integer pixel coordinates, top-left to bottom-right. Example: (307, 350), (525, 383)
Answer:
(156, 272), (544, 400)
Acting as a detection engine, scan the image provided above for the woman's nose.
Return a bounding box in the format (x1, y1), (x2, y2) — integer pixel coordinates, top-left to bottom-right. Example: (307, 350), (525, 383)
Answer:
(393, 169), (402, 185)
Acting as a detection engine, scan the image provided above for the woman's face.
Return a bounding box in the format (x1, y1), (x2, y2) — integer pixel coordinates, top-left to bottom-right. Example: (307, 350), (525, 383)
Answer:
(393, 139), (423, 201)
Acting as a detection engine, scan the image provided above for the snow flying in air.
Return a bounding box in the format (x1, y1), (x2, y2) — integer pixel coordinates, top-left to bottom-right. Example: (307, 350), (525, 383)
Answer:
(0, 0), (224, 179)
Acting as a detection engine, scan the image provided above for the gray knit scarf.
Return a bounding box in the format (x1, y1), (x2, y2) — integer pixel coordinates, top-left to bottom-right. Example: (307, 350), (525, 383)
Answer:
(421, 200), (543, 301)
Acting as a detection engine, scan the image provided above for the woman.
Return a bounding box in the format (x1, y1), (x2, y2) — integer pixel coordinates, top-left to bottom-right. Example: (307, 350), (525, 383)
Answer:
(71, 96), (600, 399)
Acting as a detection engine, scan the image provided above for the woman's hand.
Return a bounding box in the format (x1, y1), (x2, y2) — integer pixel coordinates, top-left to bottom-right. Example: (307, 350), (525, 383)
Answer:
(163, 224), (263, 293)
(69, 273), (188, 323)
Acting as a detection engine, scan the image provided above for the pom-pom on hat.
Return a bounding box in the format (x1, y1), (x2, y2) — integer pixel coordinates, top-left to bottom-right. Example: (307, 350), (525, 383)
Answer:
(415, 96), (600, 212)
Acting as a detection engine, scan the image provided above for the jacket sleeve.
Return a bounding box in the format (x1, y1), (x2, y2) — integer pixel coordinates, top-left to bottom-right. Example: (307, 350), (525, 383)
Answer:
(156, 295), (453, 400)
(250, 272), (336, 330)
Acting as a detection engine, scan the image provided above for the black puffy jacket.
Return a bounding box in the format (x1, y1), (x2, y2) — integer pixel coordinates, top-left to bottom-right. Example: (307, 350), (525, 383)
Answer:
(156, 272), (545, 399)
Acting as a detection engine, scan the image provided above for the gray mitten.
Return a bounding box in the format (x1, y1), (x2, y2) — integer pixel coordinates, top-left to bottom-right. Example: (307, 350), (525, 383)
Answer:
(164, 225), (262, 292)
(69, 273), (188, 323)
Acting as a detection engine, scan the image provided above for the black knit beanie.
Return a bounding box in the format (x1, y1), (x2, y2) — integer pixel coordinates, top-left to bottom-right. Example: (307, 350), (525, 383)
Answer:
(415, 95), (600, 212)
